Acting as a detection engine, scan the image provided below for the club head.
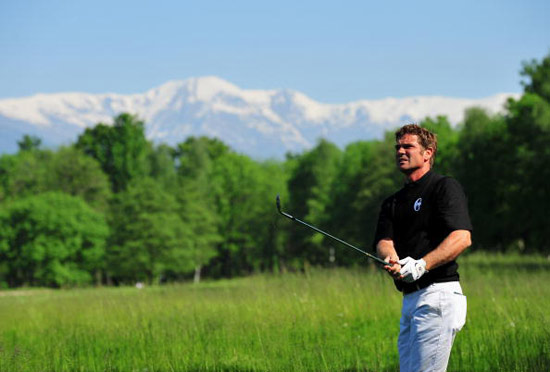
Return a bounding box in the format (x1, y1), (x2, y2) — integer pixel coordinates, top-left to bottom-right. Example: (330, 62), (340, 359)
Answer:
(276, 194), (282, 213)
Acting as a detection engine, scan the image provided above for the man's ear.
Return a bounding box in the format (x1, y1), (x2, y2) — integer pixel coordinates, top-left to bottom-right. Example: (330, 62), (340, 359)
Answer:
(423, 147), (434, 163)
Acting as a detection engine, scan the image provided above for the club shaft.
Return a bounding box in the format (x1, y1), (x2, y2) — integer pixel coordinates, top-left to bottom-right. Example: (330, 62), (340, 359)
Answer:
(278, 209), (390, 266)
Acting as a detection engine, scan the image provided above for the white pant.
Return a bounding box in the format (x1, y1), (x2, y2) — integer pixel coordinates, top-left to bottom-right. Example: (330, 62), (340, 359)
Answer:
(398, 281), (467, 372)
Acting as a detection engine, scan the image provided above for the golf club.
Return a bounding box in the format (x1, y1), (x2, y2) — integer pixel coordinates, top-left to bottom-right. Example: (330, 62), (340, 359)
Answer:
(276, 195), (390, 266)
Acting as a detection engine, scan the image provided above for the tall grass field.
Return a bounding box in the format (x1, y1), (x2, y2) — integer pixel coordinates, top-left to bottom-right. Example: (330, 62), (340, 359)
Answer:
(1, 253), (549, 372)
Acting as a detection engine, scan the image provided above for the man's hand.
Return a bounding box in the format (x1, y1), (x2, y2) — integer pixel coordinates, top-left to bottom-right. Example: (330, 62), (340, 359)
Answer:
(383, 256), (401, 279)
(398, 257), (427, 283)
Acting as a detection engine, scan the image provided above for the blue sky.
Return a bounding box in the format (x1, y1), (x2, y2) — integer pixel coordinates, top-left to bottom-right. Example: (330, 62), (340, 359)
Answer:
(1, 0), (549, 102)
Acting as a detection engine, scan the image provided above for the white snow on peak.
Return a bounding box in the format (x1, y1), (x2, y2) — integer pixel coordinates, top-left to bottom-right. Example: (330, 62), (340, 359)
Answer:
(0, 77), (520, 158)
(190, 76), (243, 101)
(147, 76), (243, 103)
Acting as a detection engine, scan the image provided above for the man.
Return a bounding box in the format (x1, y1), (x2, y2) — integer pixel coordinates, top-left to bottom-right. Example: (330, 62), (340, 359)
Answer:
(374, 124), (472, 372)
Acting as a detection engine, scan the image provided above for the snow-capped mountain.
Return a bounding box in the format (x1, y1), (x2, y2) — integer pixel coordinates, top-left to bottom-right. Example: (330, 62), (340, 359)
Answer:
(0, 77), (518, 158)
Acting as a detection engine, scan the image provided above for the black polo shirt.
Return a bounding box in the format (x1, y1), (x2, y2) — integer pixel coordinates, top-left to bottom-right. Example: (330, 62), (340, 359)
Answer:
(373, 170), (473, 292)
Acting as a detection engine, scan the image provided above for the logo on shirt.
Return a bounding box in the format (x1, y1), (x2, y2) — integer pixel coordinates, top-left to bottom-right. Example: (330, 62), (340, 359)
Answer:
(413, 198), (422, 212)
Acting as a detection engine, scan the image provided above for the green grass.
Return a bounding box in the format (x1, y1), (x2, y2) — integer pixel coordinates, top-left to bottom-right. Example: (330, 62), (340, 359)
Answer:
(1, 253), (549, 372)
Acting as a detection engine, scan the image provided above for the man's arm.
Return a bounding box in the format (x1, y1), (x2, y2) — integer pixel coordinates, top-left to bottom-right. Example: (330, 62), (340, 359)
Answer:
(398, 230), (471, 282)
(422, 177), (473, 271)
(377, 238), (401, 277)
(422, 230), (471, 271)
(377, 238), (398, 262)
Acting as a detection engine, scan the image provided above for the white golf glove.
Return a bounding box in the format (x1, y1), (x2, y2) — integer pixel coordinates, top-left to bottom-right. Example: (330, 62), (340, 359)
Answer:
(398, 257), (427, 283)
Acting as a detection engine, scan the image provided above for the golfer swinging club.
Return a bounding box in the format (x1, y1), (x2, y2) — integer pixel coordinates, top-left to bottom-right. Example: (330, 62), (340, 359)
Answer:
(374, 124), (472, 372)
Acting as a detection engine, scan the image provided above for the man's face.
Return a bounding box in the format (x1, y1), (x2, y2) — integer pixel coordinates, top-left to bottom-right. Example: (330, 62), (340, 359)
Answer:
(395, 134), (431, 174)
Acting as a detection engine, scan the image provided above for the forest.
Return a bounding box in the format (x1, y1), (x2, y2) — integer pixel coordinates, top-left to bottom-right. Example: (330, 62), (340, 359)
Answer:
(0, 53), (548, 288)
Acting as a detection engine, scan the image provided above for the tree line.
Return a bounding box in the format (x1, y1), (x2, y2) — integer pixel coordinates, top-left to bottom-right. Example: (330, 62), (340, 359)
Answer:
(0, 54), (549, 288)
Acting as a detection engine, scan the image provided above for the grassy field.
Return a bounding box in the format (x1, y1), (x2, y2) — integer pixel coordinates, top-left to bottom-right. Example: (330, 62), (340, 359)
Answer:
(1, 253), (549, 372)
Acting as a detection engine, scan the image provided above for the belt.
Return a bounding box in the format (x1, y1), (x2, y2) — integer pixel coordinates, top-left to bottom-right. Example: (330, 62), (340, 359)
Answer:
(401, 280), (433, 295)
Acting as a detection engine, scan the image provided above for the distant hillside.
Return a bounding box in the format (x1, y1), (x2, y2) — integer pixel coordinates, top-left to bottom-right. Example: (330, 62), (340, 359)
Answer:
(0, 76), (518, 158)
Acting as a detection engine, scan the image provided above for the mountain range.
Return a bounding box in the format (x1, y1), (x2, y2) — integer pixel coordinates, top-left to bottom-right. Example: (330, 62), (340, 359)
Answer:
(0, 76), (518, 159)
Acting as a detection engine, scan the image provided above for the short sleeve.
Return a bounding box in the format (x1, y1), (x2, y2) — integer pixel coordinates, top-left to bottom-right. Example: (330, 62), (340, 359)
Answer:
(373, 196), (395, 247)
(434, 177), (473, 232)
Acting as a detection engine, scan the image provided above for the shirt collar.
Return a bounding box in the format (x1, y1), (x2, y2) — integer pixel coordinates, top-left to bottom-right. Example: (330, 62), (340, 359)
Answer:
(405, 170), (433, 188)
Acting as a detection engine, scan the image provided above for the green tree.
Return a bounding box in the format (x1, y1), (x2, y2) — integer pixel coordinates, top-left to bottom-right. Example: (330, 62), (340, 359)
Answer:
(521, 54), (550, 102)
(204, 152), (287, 277)
(17, 134), (42, 152)
(0, 192), (108, 287)
(175, 137), (231, 175)
(76, 113), (150, 192)
(420, 116), (459, 176)
(45, 147), (112, 211)
(149, 144), (178, 193)
(107, 178), (193, 284)
(324, 134), (401, 265)
(284, 139), (342, 267)
(174, 137), (227, 282)
(454, 108), (512, 250)
(0, 148), (111, 211)
(504, 53), (550, 252)
(257, 160), (289, 273)
(0, 150), (53, 202)
(178, 183), (221, 283)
